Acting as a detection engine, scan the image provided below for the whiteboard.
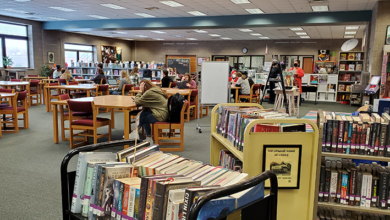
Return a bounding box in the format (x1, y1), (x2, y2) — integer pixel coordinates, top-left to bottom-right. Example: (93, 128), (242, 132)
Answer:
(200, 61), (230, 104)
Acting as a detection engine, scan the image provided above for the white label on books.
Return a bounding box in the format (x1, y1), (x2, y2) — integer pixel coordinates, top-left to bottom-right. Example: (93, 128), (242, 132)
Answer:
(96, 209), (101, 216)
(343, 145), (347, 149)
(356, 196), (360, 201)
(89, 206), (93, 212)
(350, 196), (355, 201)
(382, 202), (386, 207)
(116, 214), (122, 220)
(360, 145), (365, 149)
(112, 211), (116, 218)
(351, 145), (356, 149)
(337, 194), (341, 198)
(332, 144), (337, 149)
(372, 198), (377, 202)
(319, 193), (323, 197)
(388, 199), (390, 204)
(93, 208), (98, 215)
(375, 147), (378, 150)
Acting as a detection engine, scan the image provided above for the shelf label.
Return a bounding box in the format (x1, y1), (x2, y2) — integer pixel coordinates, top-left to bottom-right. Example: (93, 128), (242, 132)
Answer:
(355, 196), (361, 201)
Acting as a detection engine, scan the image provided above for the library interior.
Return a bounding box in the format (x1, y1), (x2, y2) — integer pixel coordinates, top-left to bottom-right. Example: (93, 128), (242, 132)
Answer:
(1, 0), (390, 219)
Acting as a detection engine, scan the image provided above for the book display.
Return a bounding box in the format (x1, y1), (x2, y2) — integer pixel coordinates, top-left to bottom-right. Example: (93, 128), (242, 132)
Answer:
(317, 207), (388, 219)
(304, 74), (338, 102)
(314, 61), (335, 74)
(338, 52), (365, 103)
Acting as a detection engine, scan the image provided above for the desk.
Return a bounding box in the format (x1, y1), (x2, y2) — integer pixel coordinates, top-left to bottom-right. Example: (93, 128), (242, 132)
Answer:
(24, 76), (47, 81)
(51, 96), (136, 148)
(231, 86), (241, 103)
(4, 69), (27, 79)
(302, 85), (318, 104)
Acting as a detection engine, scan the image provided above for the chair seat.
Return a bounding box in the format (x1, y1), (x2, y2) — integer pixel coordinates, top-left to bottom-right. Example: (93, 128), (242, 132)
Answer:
(190, 101), (197, 106)
(155, 121), (180, 125)
(239, 94), (257, 98)
(64, 112), (92, 117)
(0, 107), (25, 112)
(30, 90), (38, 94)
(71, 117), (110, 126)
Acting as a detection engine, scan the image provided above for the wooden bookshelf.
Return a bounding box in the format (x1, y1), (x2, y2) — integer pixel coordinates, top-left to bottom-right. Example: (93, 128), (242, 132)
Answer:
(211, 132), (244, 161)
(317, 202), (390, 215)
(322, 152), (390, 162)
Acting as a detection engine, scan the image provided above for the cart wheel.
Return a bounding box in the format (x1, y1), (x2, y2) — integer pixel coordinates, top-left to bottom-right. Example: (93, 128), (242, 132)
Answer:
(199, 129), (202, 133)
(196, 127), (198, 130)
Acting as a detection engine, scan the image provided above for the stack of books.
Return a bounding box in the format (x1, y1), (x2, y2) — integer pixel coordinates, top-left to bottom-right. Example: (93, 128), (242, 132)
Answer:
(219, 150), (243, 172)
(321, 112), (390, 157)
(318, 158), (390, 210)
(317, 207), (386, 219)
(70, 142), (264, 220)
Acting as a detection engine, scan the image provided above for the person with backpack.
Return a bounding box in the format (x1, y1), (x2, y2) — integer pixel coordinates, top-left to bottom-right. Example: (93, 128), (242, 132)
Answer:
(131, 79), (169, 144)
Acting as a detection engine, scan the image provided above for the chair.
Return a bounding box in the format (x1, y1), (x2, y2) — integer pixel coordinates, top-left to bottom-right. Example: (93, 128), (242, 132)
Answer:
(96, 85), (110, 113)
(28, 75), (39, 77)
(0, 91), (29, 133)
(47, 82), (61, 111)
(239, 84), (261, 103)
(58, 79), (67, 85)
(0, 88), (15, 107)
(10, 79), (22, 82)
(122, 84), (134, 95)
(29, 80), (41, 106)
(67, 81), (87, 98)
(189, 89), (198, 120)
(153, 101), (188, 152)
(75, 76), (82, 79)
(48, 76), (53, 79)
(200, 105), (209, 118)
(68, 100), (111, 148)
(169, 81), (177, 88)
(100, 78), (107, 84)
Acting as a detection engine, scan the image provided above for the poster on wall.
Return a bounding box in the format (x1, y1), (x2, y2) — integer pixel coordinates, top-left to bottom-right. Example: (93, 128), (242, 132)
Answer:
(318, 50), (330, 61)
(262, 145), (302, 189)
(101, 45), (122, 63)
(386, 26), (390, 45)
(197, 57), (207, 66)
(48, 52), (54, 63)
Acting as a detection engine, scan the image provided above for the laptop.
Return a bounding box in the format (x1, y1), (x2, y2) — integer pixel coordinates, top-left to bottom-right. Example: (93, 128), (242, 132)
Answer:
(108, 79), (118, 85)
(143, 77), (151, 81)
(177, 80), (188, 89)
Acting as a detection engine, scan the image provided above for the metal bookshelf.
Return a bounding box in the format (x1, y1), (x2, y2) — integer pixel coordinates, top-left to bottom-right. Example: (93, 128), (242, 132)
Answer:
(68, 66), (163, 79)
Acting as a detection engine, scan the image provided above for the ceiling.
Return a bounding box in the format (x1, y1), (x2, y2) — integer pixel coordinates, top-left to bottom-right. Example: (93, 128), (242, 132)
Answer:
(0, 0), (378, 22)
(73, 25), (366, 41)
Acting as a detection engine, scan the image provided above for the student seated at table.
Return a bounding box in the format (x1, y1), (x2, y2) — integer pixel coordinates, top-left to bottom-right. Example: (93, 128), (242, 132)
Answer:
(110, 70), (131, 95)
(178, 73), (196, 89)
(53, 65), (62, 79)
(161, 70), (172, 88)
(92, 69), (106, 84)
(60, 69), (73, 84)
(234, 72), (250, 100)
(132, 79), (169, 145)
(129, 67), (140, 86)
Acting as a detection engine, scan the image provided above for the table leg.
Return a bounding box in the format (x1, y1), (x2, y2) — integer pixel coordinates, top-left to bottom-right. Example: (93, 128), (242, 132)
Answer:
(111, 108), (115, 129)
(124, 109), (130, 149)
(53, 104), (59, 144)
(43, 84), (46, 105)
(46, 87), (50, 112)
(60, 105), (65, 141)
(27, 84), (31, 107)
(235, 89), (239, 103)
(87, 89), (91, 97)
(315, 90), (318, 105)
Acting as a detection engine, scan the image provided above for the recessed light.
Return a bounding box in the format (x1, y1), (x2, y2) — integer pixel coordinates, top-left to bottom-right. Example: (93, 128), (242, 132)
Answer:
(153, 38), (165, 40)
(239, 29), (253, 32)
(250, 33), (262, 36)
(345, 31), (357, 35)
(346, 26), (359, 30)
(151, 31), (166, 34)
(194, 30), (207, 33)
(300, 36), (310, 38)
(134, 13), (156, 17)
(159, 1), (183, 7)
(172, 35), (182, 37)
(126, 39), (134, 40)
(88, 15), (109, 19)
(259, 37), (269, 39)
(209, 34), (221, 37)
(135, 35), (148, 38)
(344, 36), (354, 38)
(295, 32), (307, 35)
(100, 4), (126, 9)
(47, 17), (67, 20)
(230, 0), (250, 4)
(187, 38), (197, 40)
(245, 8), (264, 14)
(14, 0), (31, 2)
(187, 11), (206, 16)
(113, 31), (127, 34)
(290, 27), (303, 31)
(49, 7), (76, 12)
(311, 5), (329, 12)
(221, 37), (232, 40)
(4, 9), (29, 13)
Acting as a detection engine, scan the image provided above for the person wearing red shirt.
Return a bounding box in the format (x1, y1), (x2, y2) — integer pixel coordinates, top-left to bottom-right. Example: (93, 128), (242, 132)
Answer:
(229, 70), (238, 83)
(288, 60), (304, 94)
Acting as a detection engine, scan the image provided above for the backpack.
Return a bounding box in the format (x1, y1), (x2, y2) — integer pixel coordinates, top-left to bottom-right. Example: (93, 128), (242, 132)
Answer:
(167, 93), (185, 123)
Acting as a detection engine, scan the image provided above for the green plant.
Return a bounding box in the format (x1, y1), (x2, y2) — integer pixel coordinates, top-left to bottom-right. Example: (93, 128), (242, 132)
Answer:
(3, 56), (13, 67)
(41, 65), (52, 77)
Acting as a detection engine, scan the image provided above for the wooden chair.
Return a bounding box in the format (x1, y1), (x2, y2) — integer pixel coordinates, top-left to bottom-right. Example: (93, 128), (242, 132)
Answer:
(96, 85), (109, 96)
(0, 91), (29, 133)
(67, 81), (87, 98)
(47, 82), (61, 111)
(189, 89), (198, 120)
(169, 81), (177, 88)
(0, 88), (15, 107)
(58, 78), (67, 85)
(10, 79), (22, 82)
(28, 75), (39, 77)
(200, 105), (209, 118)
(28, 80), (41, 106)
(239, 84), (261, 103)
(122, 84), (134, 95)
(68, 100), (111, 148)
(100, 78), (107, 84)
(75, 76), (82, 79)
(184, 90), (192, 122)
(153, 101), (188, 152)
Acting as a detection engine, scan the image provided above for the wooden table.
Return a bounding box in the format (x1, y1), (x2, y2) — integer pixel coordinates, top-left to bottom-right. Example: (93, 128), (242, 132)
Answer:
(24, 76), (47, 81)
(51, 96), (136, 148)
(0, 81), (30, 106)
(75, 79), (92, 83)
(231, 86), (241, 103)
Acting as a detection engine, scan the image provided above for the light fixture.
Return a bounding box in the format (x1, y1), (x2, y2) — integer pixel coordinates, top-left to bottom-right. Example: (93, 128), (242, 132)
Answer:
(134, 13), (156, 17)
(153, 38), (165, 40)
(259, 37), (269, 39)
(172, 35), (182, 37)
(290, 27), (303, 31)
(49, 7), (76, 12)
(135, 35), (148, 38)
(245, 8), (264, 14)
(88, 15), (109, 19)
(230, 0), (250, 4)
(100, 4), (126, 9)
(221, 37), (232, 40)
(159, 1), (183, 7)
(194, 30), (207, 33)
(295, 32), (307, 35)
(4, 9), (29, 13)
(345, 31), (357, 35)
(113, 31), (127, 34)
(344, 36), (354, 38)
(187, 11), (206, 16)
(311, 5), (329, 12)
(300, 36), (310, 38)
(151, 31), (166, 34)
(239, 29), (253, 32)
(47, 17), (67, 20)
(346, 26), (359, 30)
(14, 0), (31, 2)
(126, 39), (134, 40)
(209, 34), (221, 37)
(250, 33), (262, 36)
(187, 38), (198, 40)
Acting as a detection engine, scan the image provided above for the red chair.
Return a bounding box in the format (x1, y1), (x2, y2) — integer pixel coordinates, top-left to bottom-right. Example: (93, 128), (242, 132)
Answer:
(68, 100), (111, 148)
(100, 78), (107, 84)
(47, 82), (61, 111)
(28, 75), (39, 77)
(29, 80), (41, 106)
(58, 79), (67, 85)
(0, 91), (29, 133)
(239, 84), (261, 103)
(122, 84), (134, 95)
(169, 81), (177, 88)
(67, 81), (87, 98)
(49, 76), (53, 79)
(10, 79), (22, 82)
(0, 88), (15, 107)
(96, 85), (110, 113)
(189, 89), (198, 120)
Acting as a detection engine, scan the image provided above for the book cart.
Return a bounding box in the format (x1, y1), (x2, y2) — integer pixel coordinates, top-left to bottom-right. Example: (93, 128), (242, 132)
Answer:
(61, 140), (279, 220)
(313, 110), (390, 216)
(210, 103), (320, 220)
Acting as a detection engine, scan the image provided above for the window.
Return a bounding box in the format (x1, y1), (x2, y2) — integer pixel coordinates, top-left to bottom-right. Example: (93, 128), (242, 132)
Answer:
(64, 43), (94, 65)
(0, 22), (29, 68)
(212, 55), (265, 72)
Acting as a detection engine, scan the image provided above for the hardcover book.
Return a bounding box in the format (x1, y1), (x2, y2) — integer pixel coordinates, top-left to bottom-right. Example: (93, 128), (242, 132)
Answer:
(340, 64), (346, 71)
(348, 53), (355, 60)
(340, 54), (347, 60)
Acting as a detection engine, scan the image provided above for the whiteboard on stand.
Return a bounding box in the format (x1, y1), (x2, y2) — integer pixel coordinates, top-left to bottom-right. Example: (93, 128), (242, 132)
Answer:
(200, 61), (230, 104)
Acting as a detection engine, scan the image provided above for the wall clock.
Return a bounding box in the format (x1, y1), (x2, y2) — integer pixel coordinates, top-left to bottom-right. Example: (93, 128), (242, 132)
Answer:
(242, 47), (248, 54)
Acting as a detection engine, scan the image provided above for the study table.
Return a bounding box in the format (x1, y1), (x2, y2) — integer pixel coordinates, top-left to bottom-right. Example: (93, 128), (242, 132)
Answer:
(51, 95), (136, 148)
(75, 79), (92, 83)
(0, 81), (31, 105)
(301, 85), (318, 104)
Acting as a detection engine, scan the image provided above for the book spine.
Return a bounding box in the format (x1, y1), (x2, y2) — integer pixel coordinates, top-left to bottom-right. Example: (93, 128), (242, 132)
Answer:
(380, 172), (388, 209)
(386, 123), (390, 157)
(151, 183), (164, 220)
(360, 123), (367, 155)
(128, 186), (136, 218)
(349, 169), (356, 206)
(366, 174), (372, 207)
(343, 121), (349, 154)
(337, 120), (344, 153)
(371, 178), (378, 207)
(379, 123), (387, 156)
(335, 169), (342, 203)
(122, 184), (130, 217)
(319, 165), (325, 202)
(329, 171), (338, 202)
(71, 153), (85, 213)
(332, 120), (339, 153)
(82, 164), (95, 217)
(356, 123), (362, 155)
(117, 182), (125, 220)
(351, 122), (357, 154)
(341, 172), (347, 204)
(355, 172), (362, 206)
(182, 191), (190, 220)
(370, 122), (377, 156)
(322, 122), (327, 152)
(137, 178), (148, 220)
(134, 189), (140, 220)
(375, 123), (381, 156)
(89, 165), (99, 220)
(365, 124), (371, 155)
(92, 166), (104, 220)
(347, 121), (352, 154)
(360, 174), (367, 207)
(346, 169), (351, 204)
(145, 180), (157, 220)
(326, 120), (333, 152)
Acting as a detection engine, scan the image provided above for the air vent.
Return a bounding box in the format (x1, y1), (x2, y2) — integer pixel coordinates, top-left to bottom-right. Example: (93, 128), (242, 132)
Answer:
(275, 42), (289, 44)
(163, 43), (174, 45)
(176, 43), (185, 45)
(186, 43), (198, 45)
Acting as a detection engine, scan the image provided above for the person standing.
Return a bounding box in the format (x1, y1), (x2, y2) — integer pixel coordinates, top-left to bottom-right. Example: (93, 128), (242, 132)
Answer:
(129, 66), (140, 86)
(288, 60), (304, 94)
(269, 60), (282, 104)
(53, 65), (62, 79)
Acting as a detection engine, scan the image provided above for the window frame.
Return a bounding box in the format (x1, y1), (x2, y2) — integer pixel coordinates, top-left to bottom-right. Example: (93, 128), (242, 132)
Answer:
(64, 43), (94, 64)
(211, 55), (265, 70)
(0, 22), (29, 68)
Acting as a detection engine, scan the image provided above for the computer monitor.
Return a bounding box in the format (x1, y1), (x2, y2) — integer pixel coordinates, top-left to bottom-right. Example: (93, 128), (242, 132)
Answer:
(143, 77), (151, 81)
(156, 71), (161, 78)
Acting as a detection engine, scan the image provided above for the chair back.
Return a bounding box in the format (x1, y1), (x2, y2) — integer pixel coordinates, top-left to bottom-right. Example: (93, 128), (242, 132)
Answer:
(49, 82), (59, 86)
(100, 78), (107, 84)
(29, 80), (40, 88)
(134, 86), (140, 90)
(58, 94), (70, 101)
(17, 91), (28, 101)
(171, 81), (177, 88)
(181, 101), (188, 124)
(0, 88), (15, 93)
(190, 89), (198, 98)
(122, 84), (134, 95)
(68, 100), (93, 113)
(98, 85), (109, 92)
(59, 79), (67, 84)
(28, 75), (39, 77)
(49, 76), (53, 79)
(67, 81), (79, 85)
(75, 76), (82, 79)
(10, 79), (22, 82)
(253, 84), (261, 95)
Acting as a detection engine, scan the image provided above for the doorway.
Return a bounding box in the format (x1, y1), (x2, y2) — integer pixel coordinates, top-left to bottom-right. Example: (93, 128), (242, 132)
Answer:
(302, 57), (314, 74)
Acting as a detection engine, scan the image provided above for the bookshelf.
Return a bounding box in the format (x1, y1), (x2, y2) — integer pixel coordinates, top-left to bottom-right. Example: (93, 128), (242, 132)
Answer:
(67, 66), (162, 80)
(305, 74), (338, 102)
(313, 61), (335, 74)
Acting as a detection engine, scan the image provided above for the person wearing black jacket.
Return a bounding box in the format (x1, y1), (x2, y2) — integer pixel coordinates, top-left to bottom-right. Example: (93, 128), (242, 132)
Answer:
(268, 60), (282, 104)
(161, 69), (171, 88)
(92, 69), (106, 84)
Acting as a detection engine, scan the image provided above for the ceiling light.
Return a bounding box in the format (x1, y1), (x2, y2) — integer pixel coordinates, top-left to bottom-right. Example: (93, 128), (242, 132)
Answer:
(159, 1), (184, 7)
(187, 38), (197, 40)
(153, 38), (165, 40)
(151, 31), (166, 34)
(295, 32), (307, 35)
(290, 27), (303, 31)
(346, 26), (359, 30)
(344, 36), (354, 38)
(259, 37), (269, 39)
(345, 31), (357, 35)
(3, 9), (29, 13)
(134, 13), (156, 17)
(187, 11), (206, 16)
(209, 34), (221, 37)
(250, 33), (262, 36)
(113, 31), (127, 34)
(230, 0), (250, 4)
(239, 29), (253, 32)
(135, 35), (148, 38)
(172, 35), (182, 37)
(88, 15), (109, 19)
(221, 37), (232, 40)
(14, 0), (31, 2)
(245, 8), (264, 14)
(311, 5), (329, 11)
(300, 36), (310, 38)
(47, 17), (67, 20)
(49, 7), (76, 12)
(194, 30), (207, 33)
(126, 39), (134, 40)
(100, 4), (126, 9)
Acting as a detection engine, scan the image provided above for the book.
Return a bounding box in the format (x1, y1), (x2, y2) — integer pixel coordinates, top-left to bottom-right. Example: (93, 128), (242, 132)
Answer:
(340, 54), (347, 60)
(81, 162), (100, 217)
(182, 186), (222, 220)
(195, 197), (235, 220)
(340, 64), (345, 71)
(326, 115), (333, 152)
(360, 122), (367, 155)
(343, 74), (351, 81)
(332, 116), (339, 153)
(324, 161), (331, 202)
(356, 64), (362, 71)
(379, 118), (387, 156)
(116, 142), (150, 162)
(319, 165), (326, 202)
(170, 199), (184, 220)
(348, 53), (355, 60)
(346, 116), (353, 154)
(349, 64), (355, 71)
(349, 167), (356, 206)
(165, 189), (185, 220)
(355, 53), (361, 60)
(338, 84), (345, 92)
(329, 164), (338, 202)
(337, 115), (344, 153)
(230, 182), (264, 209)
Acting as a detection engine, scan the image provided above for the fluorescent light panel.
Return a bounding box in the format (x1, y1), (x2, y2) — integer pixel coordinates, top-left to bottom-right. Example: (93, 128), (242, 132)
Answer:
(346, 26), (359, 30)
(49, 7), (76, 12)
(221, 37), (232, 40)
(153, 38), (164, 40)
(88, 15), (109, 19)
(135, 35), (148, 38)
(100, 4), (126, 9)
(290, 27), (303, 31)
(345, 31), (357, 35)
(209, 34), (221, 37)
(126, 39), (134, 40)
(172, 35), (182, 37)
(250, 33), (262, 36)
(245, 8), (263, 14)
(259, 37), (269, 39)
(187, 38), (197, 40)
(239, 29), (253, 32)
(159, 1), (183, 7)
(48, 17), (67, 20)
(151, 31), (166, 34)
(194, 30), (207, 33)
(311, 5), (329, 11)
(230, 0), (250, 4)
(344, 36), (354, 38)
(14, 0), (31, 2)
(187, 11), (206, 16)
(4, 9), (29, 13)
(300, 36), (310, 38)
(134, 13), (155, 17)
(295, 32), (307, 35)
(114, 31), (127, 34)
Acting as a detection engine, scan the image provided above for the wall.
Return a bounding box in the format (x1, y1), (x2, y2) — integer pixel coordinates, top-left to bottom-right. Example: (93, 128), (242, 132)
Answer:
(134, 39), (362, 73)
